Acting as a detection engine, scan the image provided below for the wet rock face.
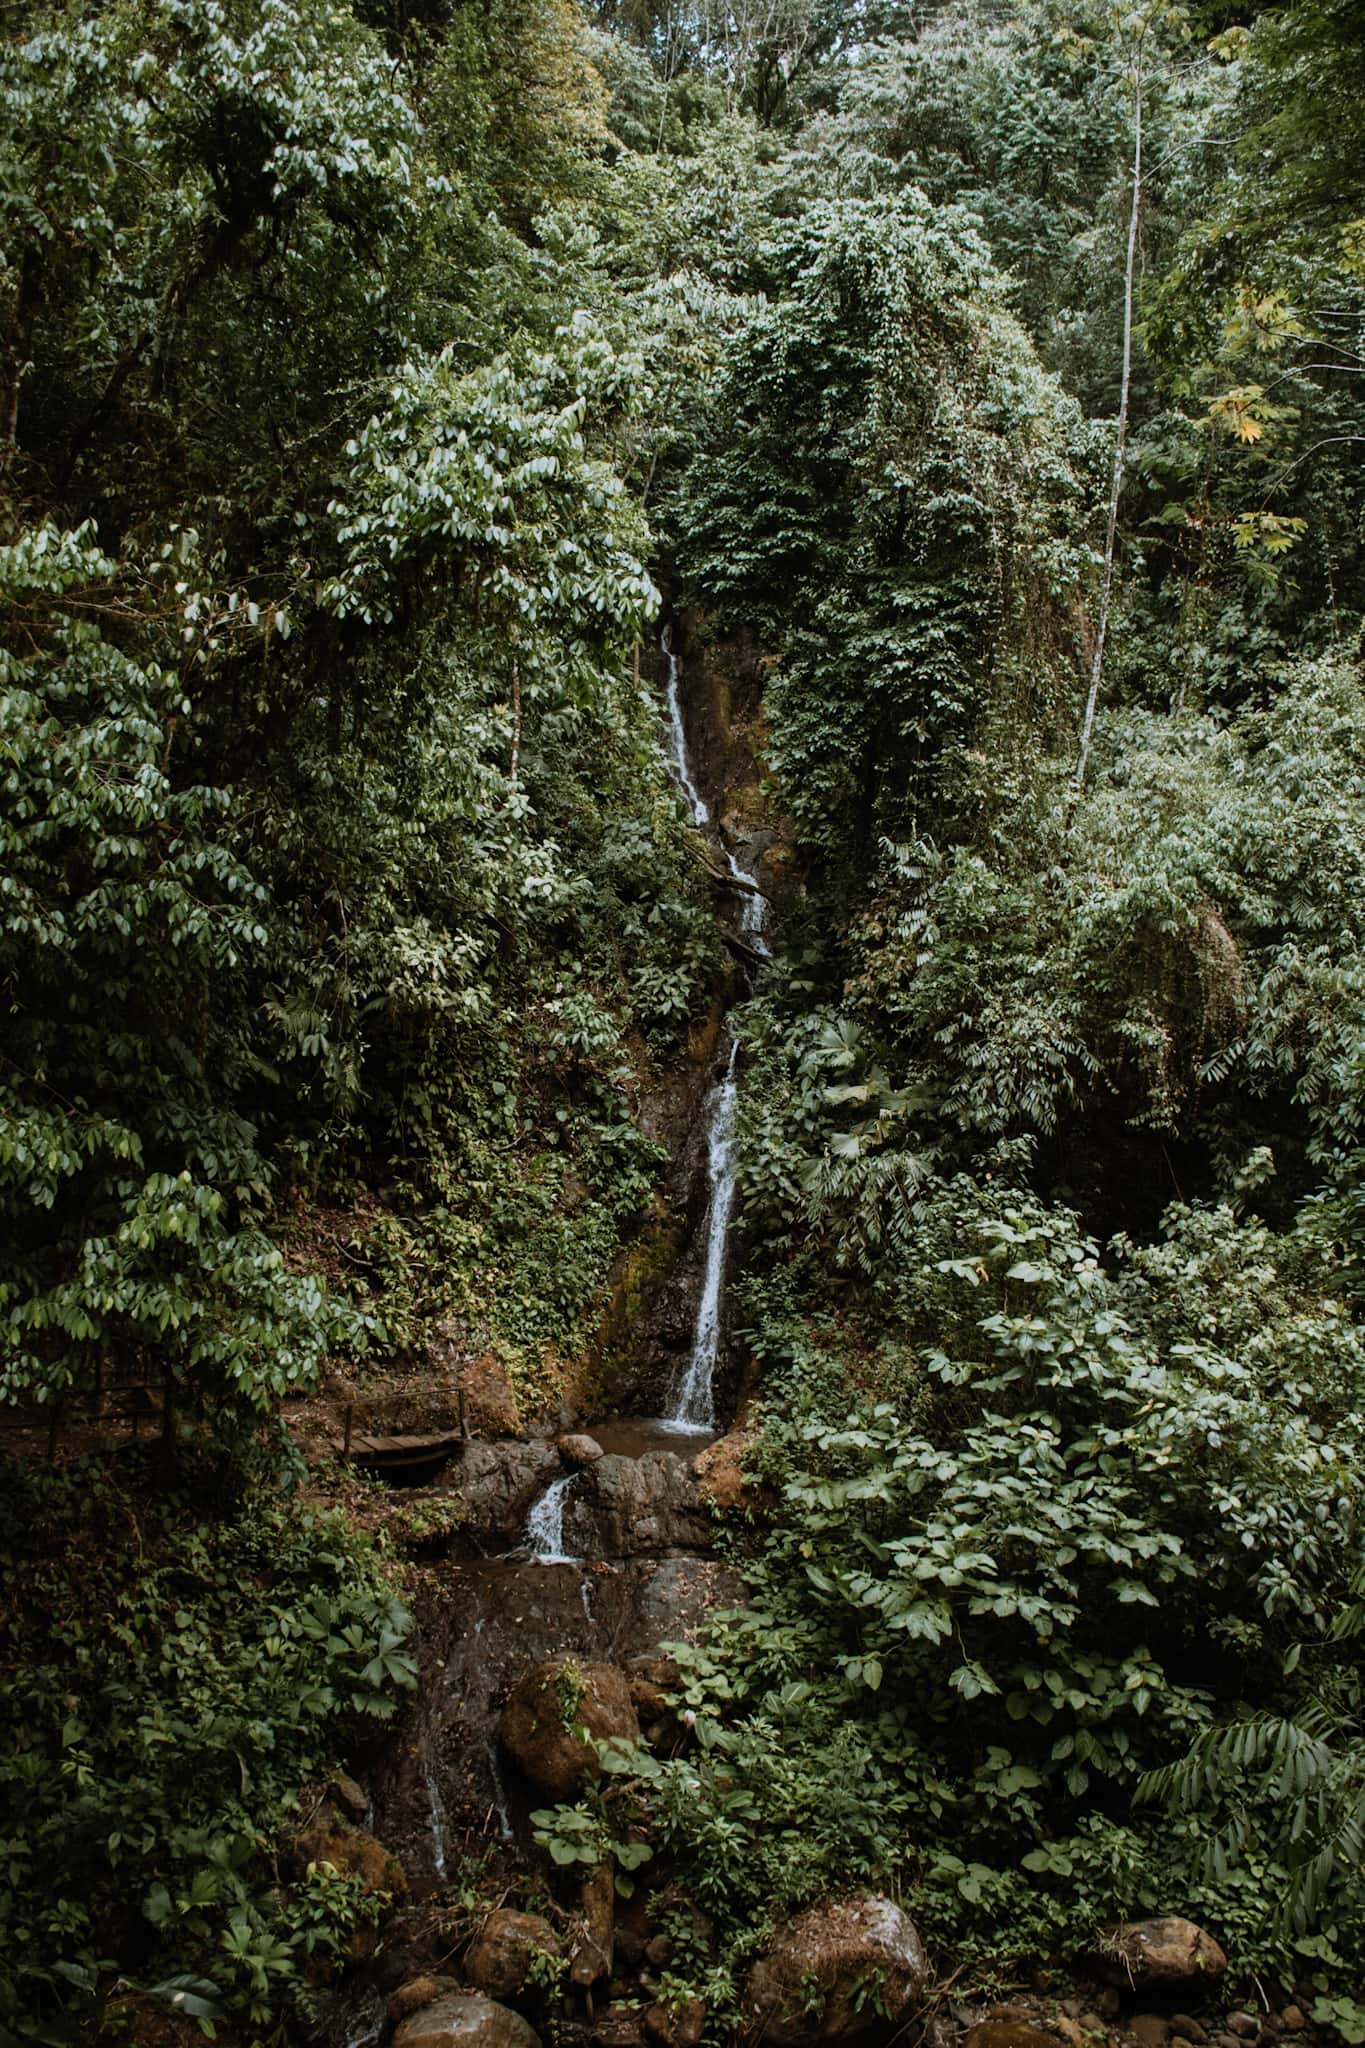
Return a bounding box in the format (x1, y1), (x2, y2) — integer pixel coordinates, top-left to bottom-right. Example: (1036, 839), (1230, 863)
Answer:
(465, 1911), (561, 2002)
(498, 1657), (641, 1801)
(746, 1895), (930, 2045)
(453, 1441), (560, 1545)
(1096, 1919), (1228, 1992)
(563, 1452), (710, 1558)
(392, 1992), (542, 2048)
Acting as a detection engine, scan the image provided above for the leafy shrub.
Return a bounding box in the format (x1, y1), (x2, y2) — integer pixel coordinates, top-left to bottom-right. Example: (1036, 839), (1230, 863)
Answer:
(0, 1462), (416, 2037)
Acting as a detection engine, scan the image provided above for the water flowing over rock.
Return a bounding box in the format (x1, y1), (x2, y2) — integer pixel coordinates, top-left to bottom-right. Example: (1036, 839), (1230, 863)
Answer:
(524, 1473), (579, 1563)
(454, 1441), (561, 1545)
(745, 1895), (930, 2045)
(391, 1992), (542, 2048)
(661, 1040), (741, 1434)
(1095, 1919), (1228, 1992)
(497, 1658), (640, 1801)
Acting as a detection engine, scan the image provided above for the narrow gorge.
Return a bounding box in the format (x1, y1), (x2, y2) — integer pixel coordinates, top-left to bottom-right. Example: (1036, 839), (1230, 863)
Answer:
(316, 627), (776, 2044)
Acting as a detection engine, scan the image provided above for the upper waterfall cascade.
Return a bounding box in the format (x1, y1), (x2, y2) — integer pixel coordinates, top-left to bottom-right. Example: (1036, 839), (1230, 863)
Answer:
(657, 626), (771, 1432)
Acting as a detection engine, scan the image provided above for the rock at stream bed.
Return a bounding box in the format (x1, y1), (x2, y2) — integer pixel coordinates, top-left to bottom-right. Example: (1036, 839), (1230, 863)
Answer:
(453, 1441), (560, 1544)
(465, 1911), (561, 2001)
(1095, 1920), (1227, 1993)
(498, 1658), (640, 1800)
(393, 1992), (542, 2048)
(562, 1452), (710, 1557)
(644, 1999), (707, 2048)
(746, 1895), (929, 2044)
(963, 2027), (1067, 2048)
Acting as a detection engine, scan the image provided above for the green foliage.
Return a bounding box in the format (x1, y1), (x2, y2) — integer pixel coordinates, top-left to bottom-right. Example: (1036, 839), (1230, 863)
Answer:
(626, 1169), (1365, 1976)
(0, 523), (363, 1429)
(5, 0), (1365, 2017)
(671, 189), (1088, 859)
(0, 1462), (416, 2036)
(837, 659), (1365, 1183)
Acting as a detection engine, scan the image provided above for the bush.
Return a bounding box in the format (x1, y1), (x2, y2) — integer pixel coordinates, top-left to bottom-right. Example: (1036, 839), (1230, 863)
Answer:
(0, 1461), (416, 2037)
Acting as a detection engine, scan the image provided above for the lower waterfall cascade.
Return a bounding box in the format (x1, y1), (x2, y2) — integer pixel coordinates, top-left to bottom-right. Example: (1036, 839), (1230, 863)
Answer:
(349, 624), (772, 1970)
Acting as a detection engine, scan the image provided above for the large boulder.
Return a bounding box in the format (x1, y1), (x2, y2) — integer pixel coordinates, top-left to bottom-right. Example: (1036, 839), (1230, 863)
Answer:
(290, 1818), (405, 1899)
(393, 1993), (541, 2048)
(465, 1911), (561, 2001)
(644, 2000), (706, 2048)
(746, 1896), (929, 2045)
(1095, 1919), (1228, 1993)
(498, 1658), (640, 1801)
(563, 1452), (710, 1557)
(455, 1441), (560, 1544)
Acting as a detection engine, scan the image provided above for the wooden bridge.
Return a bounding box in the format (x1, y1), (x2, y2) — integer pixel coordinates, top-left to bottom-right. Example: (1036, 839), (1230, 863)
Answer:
(333, 1415), (465, 1481)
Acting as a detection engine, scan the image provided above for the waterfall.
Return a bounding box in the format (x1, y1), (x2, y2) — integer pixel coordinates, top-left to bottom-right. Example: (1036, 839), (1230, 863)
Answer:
(663, 1038), (741, 1434)
(661, 623), (710, 826)
(660, 626), (771, 958)
(654, 625), (773, 1435)
(421, 1740), (450, 1880)
(524, 1473), (578, 1562)
(484, 1739), (515, 1843)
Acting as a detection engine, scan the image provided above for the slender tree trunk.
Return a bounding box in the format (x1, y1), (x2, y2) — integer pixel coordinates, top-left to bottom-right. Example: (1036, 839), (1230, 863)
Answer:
(1075, 38), (1145, 792)
(509, 660), (521, 787)
(0, 246), (40, 473)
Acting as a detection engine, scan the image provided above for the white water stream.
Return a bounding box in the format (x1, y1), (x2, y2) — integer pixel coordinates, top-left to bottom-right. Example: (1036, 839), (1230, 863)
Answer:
(656, 626), (772, 1433)
(663, 1037), (741, 1433)
(421, 1738), (450, 1878)
(661, 626), (770, 959)
(524, 1472), (578, 1562)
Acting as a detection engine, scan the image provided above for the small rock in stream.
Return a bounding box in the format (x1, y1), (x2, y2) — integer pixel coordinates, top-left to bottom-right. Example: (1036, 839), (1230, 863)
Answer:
(465, 1911), (561, 2001)
(390, 1977), (460, 2024)
(964, 2027), (1065, 2048)
(392, 1992), (542, 2048)
(1095, 1920), (1228, 1993)
(747, 1894), (929, 2044)
(557, 1433), (605, 1465)
(1130, 2017), (1171, 2048)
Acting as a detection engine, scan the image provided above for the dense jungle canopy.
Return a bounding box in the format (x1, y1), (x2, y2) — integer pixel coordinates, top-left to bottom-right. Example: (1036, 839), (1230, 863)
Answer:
(1, 0), (1364, 2042)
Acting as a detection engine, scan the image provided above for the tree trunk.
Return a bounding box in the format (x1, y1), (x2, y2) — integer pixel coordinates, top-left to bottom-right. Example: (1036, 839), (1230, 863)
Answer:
(1075, 36), (1145, 792)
